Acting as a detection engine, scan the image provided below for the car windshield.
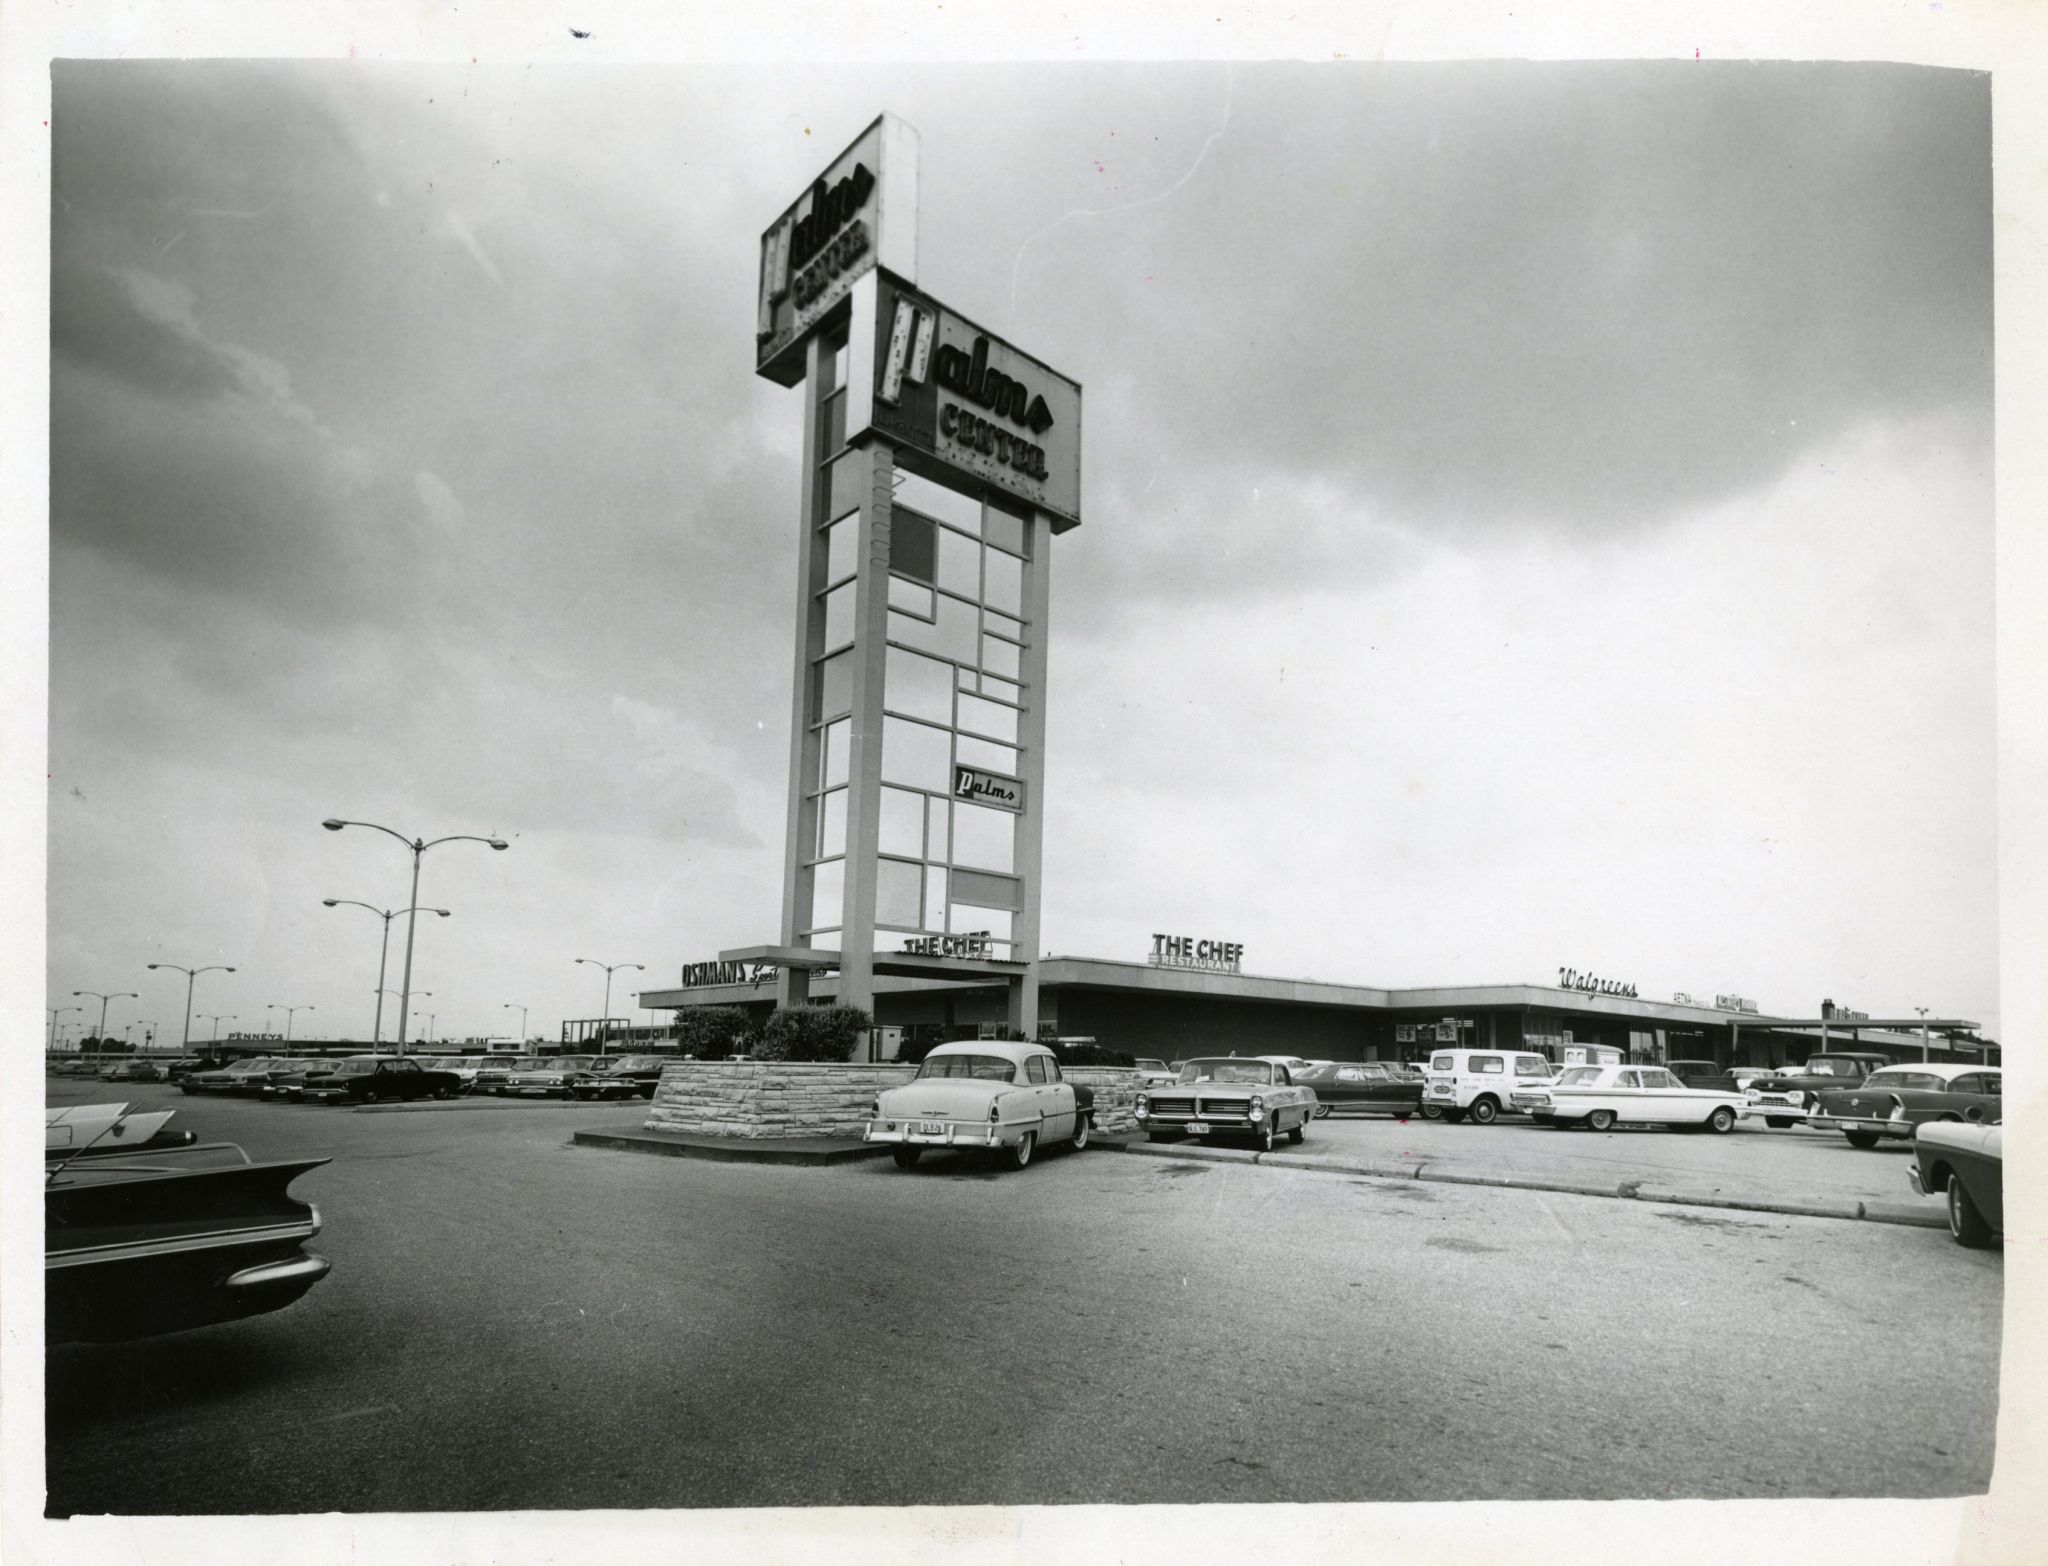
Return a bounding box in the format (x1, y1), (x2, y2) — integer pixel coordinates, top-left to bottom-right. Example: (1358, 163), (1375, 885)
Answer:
(229, 1060), (276, 1073)
(917, 1054), (1018, 1082)
(1556, 1067), (1604, 1086)
(1864, 1071), (1945, 1091)
(1178, 1060), (1275, 1085)
(1135, 1059), (1167, 1071)
(330, 1063), (377, 1077)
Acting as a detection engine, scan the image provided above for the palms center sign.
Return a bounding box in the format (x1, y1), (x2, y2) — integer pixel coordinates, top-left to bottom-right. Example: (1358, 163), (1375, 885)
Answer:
(734, 112), (1084, 1047)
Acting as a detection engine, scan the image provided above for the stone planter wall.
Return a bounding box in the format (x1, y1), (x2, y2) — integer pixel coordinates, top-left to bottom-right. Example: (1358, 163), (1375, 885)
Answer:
(645, 1061), (1146, 1139)
(646, 1061), (916, 1139)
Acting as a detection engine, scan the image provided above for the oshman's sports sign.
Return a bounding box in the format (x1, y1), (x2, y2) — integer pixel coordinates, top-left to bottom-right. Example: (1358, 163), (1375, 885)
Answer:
(845, 271), (1083, 531)
(755, 114), (920, 387)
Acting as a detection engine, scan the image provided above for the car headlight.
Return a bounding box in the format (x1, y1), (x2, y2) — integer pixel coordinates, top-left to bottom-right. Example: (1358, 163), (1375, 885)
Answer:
(1135, 1092), (1149, 1111)
(1249, 1096), (1266, 1119)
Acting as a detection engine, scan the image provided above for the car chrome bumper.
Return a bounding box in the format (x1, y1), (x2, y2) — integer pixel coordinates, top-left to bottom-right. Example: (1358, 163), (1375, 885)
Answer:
(1807, 1113), (1908, 1138)
(1739, 1104), (1810, 1120)
(864, 1121), (1009, 1148)
(1907, 1163), (1929, 1198)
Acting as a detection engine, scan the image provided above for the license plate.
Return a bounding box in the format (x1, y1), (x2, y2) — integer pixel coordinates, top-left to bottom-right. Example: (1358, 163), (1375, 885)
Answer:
(916, 1120), (946, 1136)
(1186, 1121), (1211, 1135)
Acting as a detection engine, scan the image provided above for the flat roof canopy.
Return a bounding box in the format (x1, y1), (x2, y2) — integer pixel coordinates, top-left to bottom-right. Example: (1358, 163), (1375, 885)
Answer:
(717, 943), (1028, 984)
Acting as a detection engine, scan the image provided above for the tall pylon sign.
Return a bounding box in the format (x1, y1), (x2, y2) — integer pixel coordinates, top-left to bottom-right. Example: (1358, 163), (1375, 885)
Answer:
(726, 113), (1084, 1048)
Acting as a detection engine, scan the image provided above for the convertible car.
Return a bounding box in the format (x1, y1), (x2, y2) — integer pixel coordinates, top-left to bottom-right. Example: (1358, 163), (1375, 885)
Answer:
(46, 1136), (331, 1343)
(1910, 1120), (2002, 1249)
(865, 1041), (1094, 1170)
(1511, 1063), (1747, 1132)
(1809, 1063), (2001, 1149)
(1292, 1061), (1424, 1118)
(1134, 1056), (1318, 1149)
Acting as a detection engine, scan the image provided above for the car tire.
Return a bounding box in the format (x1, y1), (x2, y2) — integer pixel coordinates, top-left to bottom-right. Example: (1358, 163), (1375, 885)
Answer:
(1764, 1116), (1794, 1129)
(1587, 1109), (1617, 1132)
(1947, 1172), (1995, 1249)
(1843, 1130), (1881, 1149)
(1314, 1103), (1331, 1119)
(1421, 1103), (1443, 1120)
(1256, 1121), (1278, 1152)
(892, 1146), (922, 1169)
(1011, 1131), (1036, 1170)
(1469, 1096), (1500, 1126)
(1704, 1106), (1737, 1134)
(433, 1086), (456, 1100)
(1071, 1114), (1091, 1151)
(1288, 1116), (1306, 1145)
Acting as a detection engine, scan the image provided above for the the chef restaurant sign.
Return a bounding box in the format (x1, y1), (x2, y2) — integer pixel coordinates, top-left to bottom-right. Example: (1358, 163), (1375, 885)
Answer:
(755, 114), (920, 387)
(847, 270), (1083, 531)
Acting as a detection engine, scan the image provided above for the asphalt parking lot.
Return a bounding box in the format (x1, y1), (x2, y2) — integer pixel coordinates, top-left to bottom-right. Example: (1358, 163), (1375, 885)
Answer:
(42, 1076), (2002, 1513)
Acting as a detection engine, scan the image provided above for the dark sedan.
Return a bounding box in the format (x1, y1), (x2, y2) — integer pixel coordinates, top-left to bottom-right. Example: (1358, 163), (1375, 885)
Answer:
(301, 1058), (463, 1104)
(1293, 1061), (1425, 1118)
(1911, 1121), (2003, 1248)
(568, 1055), (672, 1101)
(1810, 1064), (2001, 1149)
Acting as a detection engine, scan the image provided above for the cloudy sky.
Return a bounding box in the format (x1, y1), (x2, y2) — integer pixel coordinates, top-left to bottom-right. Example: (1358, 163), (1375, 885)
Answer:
(38, 58), (1996, 1048)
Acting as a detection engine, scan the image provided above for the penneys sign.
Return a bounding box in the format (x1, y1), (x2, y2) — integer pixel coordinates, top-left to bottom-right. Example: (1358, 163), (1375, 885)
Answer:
(756, 114), (920, 387)
(844, 271), (1083, 531)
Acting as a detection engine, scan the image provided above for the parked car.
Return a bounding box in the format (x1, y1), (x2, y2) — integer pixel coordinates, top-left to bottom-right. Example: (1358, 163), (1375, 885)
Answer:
(164, 1056), (223, 1080)
(1740, 1052), (1893, 1128)
(1292, 1060), (1424, 1118)
(46, 1137), (330, 1344)
(1728, 1064), (1776, 1093)
(1131, 1058), (1178, 1086)
(301, 1057), (463, 1104)
(1809, 1064), (2002, 1148)
(181, 1057), (291, 1096)
(1134, 1056), (1318, 1150)
(474, 1055), (540, 1094)
(568, 1055), (671, 1101)
(503, 1056), (601, 1098)
(1512, 1063), (1747, 1132)
(1422, 1049), (1557, 1124)
(98, 1058), (170, 1083)
(1666, 1059), (1741, 1093)
(46, 1102), (178, 1153)
(866, 1040), (1095, 1169)
(1910, 1120), (2003, 1249)
(265, 1055), (380, 1100)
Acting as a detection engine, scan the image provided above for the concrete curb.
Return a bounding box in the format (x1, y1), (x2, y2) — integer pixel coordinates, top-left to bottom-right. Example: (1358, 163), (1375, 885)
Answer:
(571, 1127), (895, 1165)
(1118, 1140), (1950, 1229)
(352, 1098), (619, 1113)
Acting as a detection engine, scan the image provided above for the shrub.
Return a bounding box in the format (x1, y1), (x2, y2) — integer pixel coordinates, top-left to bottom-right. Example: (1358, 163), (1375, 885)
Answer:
(671, 1007), (754, 1061)
(755, 1005), (872, 1063)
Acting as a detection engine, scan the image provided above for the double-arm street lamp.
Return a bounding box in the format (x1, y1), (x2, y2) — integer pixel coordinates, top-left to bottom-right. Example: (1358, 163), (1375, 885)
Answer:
(325, 899), (451, 1049)
(413, 1012), (437, 1043)
(146, 962), (237, 1051)
(48, 1005), (81, 1053)
(72, 990), (137, 1059)
(575, 958), (644, 1055)
(322, 819), (508, 1051)
(199, 1013), (237, 1042)
(268, 1003), (313, 1042)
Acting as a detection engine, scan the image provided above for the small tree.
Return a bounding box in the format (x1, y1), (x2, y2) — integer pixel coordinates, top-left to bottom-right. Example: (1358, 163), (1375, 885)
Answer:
(755, 1005), (872, 1062)
(672, 1007), (754, 1061)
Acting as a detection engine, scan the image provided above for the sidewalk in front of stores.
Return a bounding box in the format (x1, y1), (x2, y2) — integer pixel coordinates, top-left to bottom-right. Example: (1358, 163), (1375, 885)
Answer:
(574, 1116), (1949, 1228)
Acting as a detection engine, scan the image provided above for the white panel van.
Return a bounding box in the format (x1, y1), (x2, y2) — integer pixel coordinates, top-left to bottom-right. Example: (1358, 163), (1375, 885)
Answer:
(1423, 1049), (1556, 1124)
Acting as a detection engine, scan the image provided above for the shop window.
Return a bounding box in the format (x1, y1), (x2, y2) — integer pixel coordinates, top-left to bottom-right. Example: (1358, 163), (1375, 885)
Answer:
(890, 509), (936, 584)
(984, 549), (1022, 616)
(877, 857), (922, 927)
(952, 801), (1015, 873)
(810, 859), (844, 930)
(816, 787), (847, 858)
(878, 786), (925, 858)
(895, 468), (980, 532)
(823, 509), (858, 586)
(815, 650), (853, 721)
(884, 645), (953, 726)
(881, 715), (951, 792)
(956, 692), (1018, 744)
(820, 718), (849, 789)
(822, 580), (856, 651)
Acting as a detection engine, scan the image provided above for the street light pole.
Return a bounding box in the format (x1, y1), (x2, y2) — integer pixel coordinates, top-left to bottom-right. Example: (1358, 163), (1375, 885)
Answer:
(132, 1020), (158, 1052)
(146, 962), (237, 1051)
(503, 1002), (528, 1042)
(48, 1005), (81, 1053)
(72, 990), (137, 1061)
(199, 1013), (236, 1042)
(414, 1012), (437, 1043)
(268, 1003), (313, 1043)
(325, 899), (451, 1050)
(1914, 1005), (1931, 1063)
(575, 959), (644, 1056)
(322, 819), (508, 1051)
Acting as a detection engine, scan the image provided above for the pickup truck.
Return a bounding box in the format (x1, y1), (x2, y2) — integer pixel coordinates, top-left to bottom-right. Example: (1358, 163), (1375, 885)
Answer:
(1740, 1052), (1892, 1128)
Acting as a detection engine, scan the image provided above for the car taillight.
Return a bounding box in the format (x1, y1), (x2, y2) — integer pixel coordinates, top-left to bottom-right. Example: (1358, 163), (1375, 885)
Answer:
(989, 1103), (1001, 1122)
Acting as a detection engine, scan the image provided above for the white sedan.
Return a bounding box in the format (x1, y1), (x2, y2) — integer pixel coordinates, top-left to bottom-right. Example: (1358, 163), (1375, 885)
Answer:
(865, 1041), (1091, 1171)
(1510, 1064), (1747, 1133)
